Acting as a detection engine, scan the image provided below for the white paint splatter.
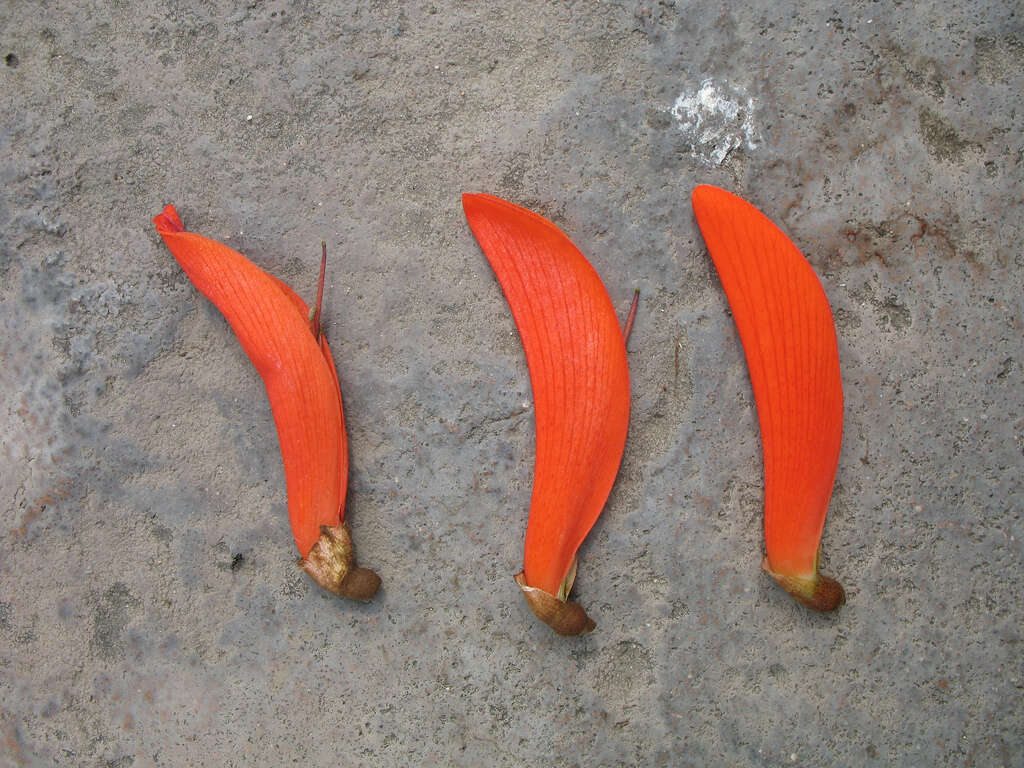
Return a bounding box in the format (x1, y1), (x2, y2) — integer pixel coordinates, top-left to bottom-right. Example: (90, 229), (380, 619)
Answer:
(669, 79), (760, 165)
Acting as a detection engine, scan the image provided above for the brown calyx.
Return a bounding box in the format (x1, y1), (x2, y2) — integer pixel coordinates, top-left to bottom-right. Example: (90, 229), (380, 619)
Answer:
(299, 522), (381, 600)
(762, 557), (845, 612)
(514, 572), (596, 635)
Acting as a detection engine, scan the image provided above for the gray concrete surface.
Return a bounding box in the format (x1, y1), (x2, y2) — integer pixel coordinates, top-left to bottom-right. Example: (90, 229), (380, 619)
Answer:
(2, 1), (1022, 766)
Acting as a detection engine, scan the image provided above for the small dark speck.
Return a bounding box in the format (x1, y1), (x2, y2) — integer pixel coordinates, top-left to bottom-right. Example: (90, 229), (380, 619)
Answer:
(5, 53), (18, 67)
(230, 553), (245, 571)
(866, 744), (878, 759)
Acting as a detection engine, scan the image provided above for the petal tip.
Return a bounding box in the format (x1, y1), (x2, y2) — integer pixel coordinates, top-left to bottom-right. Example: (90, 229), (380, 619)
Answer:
(691, 183), (730, 210)
(461, 192), (488, 216)
(153, 203), (184, 234)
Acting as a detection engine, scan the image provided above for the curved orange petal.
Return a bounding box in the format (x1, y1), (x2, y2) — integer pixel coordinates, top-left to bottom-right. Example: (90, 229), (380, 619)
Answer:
(153, 205), (345, 557)
(265, 271), (350, 530)
(692, 186), (844, 609)
(463, 193), (631, 597)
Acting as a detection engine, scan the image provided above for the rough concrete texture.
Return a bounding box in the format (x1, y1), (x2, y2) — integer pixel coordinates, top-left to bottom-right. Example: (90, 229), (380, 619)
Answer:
(1, 1), (1022, 766)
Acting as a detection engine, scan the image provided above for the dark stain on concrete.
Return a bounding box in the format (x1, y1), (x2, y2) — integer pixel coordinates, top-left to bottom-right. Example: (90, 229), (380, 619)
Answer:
(90, 583), (140, 661)
(975, 35), (1024, 83)
(918, 107), (971, 163)
(878, 295), (912, 332)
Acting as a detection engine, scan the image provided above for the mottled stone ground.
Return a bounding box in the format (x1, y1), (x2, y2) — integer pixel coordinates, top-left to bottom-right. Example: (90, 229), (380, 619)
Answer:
(1, 1), (1021, 766)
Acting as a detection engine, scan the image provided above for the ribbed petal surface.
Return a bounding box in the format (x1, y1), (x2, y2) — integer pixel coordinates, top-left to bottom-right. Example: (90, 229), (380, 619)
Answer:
(154, 205), (347, 557)
(463, 194), (631, 595)
(692, 186), (843, 579)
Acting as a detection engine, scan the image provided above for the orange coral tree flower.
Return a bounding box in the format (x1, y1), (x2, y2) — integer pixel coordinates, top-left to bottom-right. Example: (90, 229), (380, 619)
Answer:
(692, 185), (845, 611)
(153, 204), (378, 599)
(463, 193), (631, 634)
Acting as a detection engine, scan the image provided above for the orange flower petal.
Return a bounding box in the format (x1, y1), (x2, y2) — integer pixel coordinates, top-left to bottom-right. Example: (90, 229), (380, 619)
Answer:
(692, 186), (844, 610)
(463, 193), (631, 597)
(153, 205), (346, 557)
